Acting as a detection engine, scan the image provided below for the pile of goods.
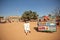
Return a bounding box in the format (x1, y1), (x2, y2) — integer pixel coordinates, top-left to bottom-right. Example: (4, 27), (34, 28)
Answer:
(37, 16), (56, 32)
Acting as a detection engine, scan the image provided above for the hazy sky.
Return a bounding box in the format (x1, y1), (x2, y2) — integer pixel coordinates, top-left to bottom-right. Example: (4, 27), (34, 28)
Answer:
(0, 0), (60, 17)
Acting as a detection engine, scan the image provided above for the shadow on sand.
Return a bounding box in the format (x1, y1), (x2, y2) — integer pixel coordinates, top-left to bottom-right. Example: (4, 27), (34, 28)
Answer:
(34, 27), (53, 33)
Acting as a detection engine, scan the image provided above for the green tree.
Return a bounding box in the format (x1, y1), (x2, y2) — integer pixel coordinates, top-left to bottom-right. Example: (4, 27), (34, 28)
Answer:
(21, 10), (38, 21)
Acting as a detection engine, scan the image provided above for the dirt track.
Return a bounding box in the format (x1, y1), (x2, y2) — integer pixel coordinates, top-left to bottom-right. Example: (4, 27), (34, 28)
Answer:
(0, 22), (60, 40)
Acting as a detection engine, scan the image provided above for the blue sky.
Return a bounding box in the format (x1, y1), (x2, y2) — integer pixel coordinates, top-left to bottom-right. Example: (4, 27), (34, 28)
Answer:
(0, 0), (59, 17)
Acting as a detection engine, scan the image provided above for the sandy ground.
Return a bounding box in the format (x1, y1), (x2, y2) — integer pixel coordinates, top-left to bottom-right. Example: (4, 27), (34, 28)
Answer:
(0, 22), (60, 40)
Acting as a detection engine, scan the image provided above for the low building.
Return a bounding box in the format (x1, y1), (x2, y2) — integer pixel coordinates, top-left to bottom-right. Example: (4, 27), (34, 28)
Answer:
(7, 16), (21, 22)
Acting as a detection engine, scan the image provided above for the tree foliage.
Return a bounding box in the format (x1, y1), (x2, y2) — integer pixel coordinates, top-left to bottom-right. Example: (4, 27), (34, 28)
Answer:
(53, 8), (60, 16)
(21, 10), (38, 21)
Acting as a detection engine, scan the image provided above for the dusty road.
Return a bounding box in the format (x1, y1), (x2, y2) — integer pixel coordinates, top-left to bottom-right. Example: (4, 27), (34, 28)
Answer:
(0, 22), (60, 40)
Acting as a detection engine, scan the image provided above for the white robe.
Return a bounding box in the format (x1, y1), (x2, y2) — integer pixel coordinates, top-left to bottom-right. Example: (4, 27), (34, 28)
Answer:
(24, 23), (30, 33)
